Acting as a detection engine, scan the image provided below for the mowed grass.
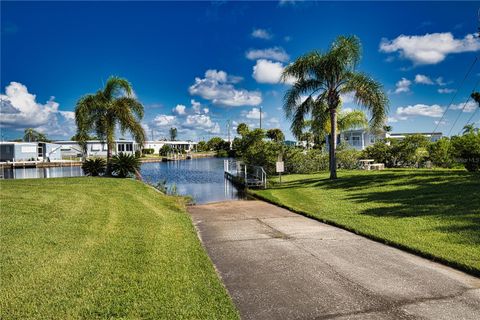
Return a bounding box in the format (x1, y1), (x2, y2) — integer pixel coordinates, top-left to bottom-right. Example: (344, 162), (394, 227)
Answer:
(251, 169), (480, 275)
(0, 178), (238, 319)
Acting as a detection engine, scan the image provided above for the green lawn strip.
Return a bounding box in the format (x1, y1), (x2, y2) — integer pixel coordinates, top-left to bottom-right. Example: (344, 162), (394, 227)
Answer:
(0, 177), (239, 319)
(250, 169), (480, 276)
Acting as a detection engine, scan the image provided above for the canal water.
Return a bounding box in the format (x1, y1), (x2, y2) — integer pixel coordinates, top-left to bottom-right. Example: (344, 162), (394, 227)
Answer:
(1, 157), (244, 204)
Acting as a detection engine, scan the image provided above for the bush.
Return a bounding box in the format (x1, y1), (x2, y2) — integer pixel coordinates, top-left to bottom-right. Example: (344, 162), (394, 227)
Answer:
(141, 148), (154, 155)
(216, 150), (229, 158)
(82, 158), (106, 176)
(134, 150), (141, 158)
(451, 131), (480, 172)
(159, 145), (172, 156)
(428, 138), (454, 168)
(284, 148), (328, 174)
(336, 148), (361, 169)
(110, 153), (141, 178)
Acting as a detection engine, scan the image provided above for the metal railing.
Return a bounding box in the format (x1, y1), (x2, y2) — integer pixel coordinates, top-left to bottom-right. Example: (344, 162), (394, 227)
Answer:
(224, 159), (267, 189)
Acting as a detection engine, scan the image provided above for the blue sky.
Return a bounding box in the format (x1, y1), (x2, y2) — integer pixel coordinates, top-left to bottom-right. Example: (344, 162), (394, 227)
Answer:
(1, 1), (479, 141)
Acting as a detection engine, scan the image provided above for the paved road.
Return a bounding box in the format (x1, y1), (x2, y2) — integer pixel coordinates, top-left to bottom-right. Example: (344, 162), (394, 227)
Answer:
(188, 200), (480, 320)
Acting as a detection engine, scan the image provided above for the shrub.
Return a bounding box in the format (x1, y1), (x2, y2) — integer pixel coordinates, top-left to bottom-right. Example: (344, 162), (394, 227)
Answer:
(451, 131), (480, 172)
(82, 158), (106, 176)
(159, 145), (172, 156)
(141, 148), (154, 155)
(336, 148), (361, 169)
(284, 148), (328, 174)
(110, 153), (141, 178)
(428, 138), (454, 168)
(216, 150), (229, 158)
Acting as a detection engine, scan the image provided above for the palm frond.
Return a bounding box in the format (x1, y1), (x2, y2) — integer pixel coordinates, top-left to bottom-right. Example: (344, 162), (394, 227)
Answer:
(342, 72), (389, 130)
(103, 76), (133, 99)
(337, 110), (368, 132)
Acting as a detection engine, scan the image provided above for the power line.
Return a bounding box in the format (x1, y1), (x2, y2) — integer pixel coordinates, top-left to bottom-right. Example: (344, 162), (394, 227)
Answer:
(447, 77), (480, 136)
(432, 56), (478, 135)
(459, 102), (480, 135)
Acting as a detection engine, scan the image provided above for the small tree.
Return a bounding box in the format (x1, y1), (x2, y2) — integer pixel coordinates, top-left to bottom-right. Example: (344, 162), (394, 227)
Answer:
(428, 138), (454, 168)
(451, 131), (480, 172)
(266, 128), (285, 143)
(169, 127), (177, 141)
(23, 128), (49, 142)
(159, 144), (172, 156)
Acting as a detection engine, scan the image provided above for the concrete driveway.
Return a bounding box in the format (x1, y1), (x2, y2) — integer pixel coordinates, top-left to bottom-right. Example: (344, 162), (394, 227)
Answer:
(188, 200), (480, 320)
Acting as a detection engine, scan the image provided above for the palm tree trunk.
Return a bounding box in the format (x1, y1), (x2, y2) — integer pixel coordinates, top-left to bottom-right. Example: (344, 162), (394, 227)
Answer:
(329, 109), (337, 179)
(106, 140), (113, 176)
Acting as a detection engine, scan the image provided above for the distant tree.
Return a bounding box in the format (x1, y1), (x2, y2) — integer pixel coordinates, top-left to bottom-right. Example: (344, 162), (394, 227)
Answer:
(207, 137), (227, 151)
(462, 124), (478, 134)
(383, 125), (393, 133)
(266, 128), (285, 143)
(23, 128), (49, 142)
(159, 144), (172, 156)
(71, 133), (98, 141)
(236, 123), (249, 137)
(196, 141), (208, 152)
(169, 127), (177, 141)
(75, 76), (146, 174)
(282, 35), (388, 179)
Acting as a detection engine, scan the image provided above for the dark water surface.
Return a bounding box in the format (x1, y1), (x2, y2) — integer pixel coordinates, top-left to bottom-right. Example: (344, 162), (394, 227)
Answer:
(2, 157), (243, 204)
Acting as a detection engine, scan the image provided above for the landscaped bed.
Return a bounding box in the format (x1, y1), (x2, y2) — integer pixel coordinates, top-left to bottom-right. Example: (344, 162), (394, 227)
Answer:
(250, 169), (480, 276)
(0, 177), (238, 319)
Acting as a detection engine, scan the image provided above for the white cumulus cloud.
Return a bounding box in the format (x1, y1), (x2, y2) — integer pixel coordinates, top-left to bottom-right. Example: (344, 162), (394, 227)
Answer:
(189, 69), (262, 107)
(414, 74), (434, 85)
(450, 100), (477, 112)
(184, 114), (220, 134)
(438, 88), (456, 94)
(153, 114), (177, 126)
(173, 104), (186, 115)
(252, 59), (295, 84)
(246, 47), (289, 62)
(394, 78), (411, 94)
(251, 28), (272, 40)
(242, 107), (267, 120)
(380, 32), (480, 65)
(396, 104), (444, 118)
(0, 81), (75, 138)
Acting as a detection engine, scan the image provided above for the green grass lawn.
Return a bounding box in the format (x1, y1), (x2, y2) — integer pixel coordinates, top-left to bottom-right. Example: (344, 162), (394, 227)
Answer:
(251, 169), (480, 275)
(0, 178), (238, 319)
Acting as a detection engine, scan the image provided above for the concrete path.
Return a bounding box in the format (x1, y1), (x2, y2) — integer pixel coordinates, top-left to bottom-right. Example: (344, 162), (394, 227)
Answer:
(188, 200), (480, 320)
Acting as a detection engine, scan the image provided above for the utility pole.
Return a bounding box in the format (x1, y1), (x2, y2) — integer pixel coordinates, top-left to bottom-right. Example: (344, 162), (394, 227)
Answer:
(259, 106), (262, 129)
(227, 120), (231, 150)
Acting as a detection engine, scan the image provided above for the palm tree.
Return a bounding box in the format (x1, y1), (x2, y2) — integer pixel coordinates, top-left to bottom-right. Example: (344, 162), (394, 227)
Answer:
(23, 128), (49, 142)
(282, 35), (388, 179)
(169, 127), (177, 141)
(75, 76), (146, 174)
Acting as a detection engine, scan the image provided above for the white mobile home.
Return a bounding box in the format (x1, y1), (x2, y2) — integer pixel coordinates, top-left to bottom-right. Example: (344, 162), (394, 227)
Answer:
(55, 140), (140, 158)
(0, 142), (62, 162)
(143, 140), (198, 154)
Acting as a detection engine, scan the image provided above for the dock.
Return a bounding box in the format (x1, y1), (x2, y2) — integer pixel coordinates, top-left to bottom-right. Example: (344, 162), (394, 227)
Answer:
(224, 159), (267, 189)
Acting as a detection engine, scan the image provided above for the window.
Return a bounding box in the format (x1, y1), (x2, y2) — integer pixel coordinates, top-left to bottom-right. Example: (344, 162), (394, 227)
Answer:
(126, 144), (133, 152)
(118, 144), (125, 152)
(351, 136), (361, 146)
(91, 144), (100, 151)
(102, 144), (108, 151)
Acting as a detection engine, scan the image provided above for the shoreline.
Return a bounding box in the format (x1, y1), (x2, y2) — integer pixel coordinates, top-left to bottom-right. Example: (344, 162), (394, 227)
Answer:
(0, 152), (217, 169)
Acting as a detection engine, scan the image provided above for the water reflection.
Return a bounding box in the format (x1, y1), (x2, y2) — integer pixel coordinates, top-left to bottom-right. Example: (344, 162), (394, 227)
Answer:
(141, 158), (244, 204)
(2, 166), (84, 179)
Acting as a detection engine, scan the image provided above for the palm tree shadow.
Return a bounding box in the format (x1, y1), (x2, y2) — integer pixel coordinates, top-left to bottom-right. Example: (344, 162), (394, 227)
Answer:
(271, 170), (480, 245)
